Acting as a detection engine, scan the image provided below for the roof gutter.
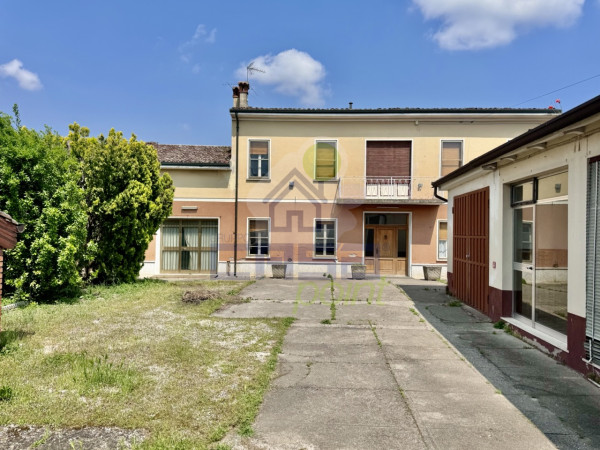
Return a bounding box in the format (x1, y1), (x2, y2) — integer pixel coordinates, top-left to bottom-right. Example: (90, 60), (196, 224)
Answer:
(160, 164), (231, 170)
(432, 94), (600, 188)
(433, 185), (447, 203)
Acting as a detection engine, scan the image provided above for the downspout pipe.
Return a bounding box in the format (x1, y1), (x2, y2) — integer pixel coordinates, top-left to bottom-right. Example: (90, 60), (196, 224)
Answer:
(433, 185), (448, 203)
(234, 111), (240, 277)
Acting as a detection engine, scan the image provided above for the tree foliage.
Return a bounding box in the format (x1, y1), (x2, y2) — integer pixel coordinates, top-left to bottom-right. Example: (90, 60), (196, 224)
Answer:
(68, 124), (174, 283)
(0, 109), (88, 300)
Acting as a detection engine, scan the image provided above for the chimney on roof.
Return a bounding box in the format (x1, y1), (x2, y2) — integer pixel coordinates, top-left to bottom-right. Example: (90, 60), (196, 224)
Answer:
(238, 81), (249, 108)
(232, 86), (240, 108)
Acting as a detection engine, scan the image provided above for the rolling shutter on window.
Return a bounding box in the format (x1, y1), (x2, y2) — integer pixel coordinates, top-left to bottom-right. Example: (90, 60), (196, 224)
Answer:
(586, 160), (600, 364)
(366, 141), (411, 177)
(250, 141), (268, 155)
(316, 141), (337, 179)
(441, 141), (463, 176)
(249, 219), (268, 233)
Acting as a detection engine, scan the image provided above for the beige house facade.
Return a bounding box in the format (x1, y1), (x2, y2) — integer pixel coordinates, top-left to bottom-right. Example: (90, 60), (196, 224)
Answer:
(141, 82), (557, 280)
(433, 94), (600, 375)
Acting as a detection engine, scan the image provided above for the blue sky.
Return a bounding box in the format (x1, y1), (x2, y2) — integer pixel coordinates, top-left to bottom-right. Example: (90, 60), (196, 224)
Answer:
(1, 0), (599, 145)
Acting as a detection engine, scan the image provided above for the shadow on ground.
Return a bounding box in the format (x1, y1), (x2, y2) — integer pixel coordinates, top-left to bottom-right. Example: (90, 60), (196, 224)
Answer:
(397, 279), (600, 450)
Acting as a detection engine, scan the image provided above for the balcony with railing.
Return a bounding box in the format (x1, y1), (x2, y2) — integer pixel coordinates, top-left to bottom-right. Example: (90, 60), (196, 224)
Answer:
(336, 176), (445, 204)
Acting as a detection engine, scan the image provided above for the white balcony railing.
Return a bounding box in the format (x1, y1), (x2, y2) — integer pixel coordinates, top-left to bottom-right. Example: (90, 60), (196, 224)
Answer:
(337, 176), (441, 202)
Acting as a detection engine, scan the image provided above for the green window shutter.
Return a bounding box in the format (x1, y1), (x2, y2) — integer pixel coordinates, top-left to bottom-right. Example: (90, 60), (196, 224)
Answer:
(316, 141), (337, 179)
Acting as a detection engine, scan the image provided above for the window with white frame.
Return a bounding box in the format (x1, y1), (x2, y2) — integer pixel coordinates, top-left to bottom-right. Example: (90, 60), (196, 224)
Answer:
(249, 140), (269, 178)
(315, 219), (336, 257)
(248, 218), (269, 256)
(315, 140), (337, 180)
(441, 141), (463, 176)
(438, 221), (448, 260)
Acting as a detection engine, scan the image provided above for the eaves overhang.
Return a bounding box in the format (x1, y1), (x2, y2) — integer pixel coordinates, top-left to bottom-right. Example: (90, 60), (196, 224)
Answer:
(432, 94), (600, 189)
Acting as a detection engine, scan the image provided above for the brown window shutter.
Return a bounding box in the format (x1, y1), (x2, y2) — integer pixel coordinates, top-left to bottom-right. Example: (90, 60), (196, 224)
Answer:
(441, 141), (463, 176)
(366, 141), (411, 177)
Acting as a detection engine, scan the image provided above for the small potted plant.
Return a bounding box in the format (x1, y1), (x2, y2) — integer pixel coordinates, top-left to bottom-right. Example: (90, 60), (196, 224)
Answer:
(351, 264), (366, 280)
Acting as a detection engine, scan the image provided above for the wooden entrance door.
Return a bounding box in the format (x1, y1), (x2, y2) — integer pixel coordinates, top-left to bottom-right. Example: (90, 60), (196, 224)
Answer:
(364, 226), (408, 276)
(452, 187), (489, 314)
(376, 228), (396, 274)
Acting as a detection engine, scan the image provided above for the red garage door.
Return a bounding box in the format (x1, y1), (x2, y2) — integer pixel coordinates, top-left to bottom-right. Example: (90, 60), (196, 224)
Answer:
(452, 187), (489, 314)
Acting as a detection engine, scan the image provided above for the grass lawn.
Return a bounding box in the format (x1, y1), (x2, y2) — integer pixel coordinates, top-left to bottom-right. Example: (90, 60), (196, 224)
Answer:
(0, 280), (292, 449)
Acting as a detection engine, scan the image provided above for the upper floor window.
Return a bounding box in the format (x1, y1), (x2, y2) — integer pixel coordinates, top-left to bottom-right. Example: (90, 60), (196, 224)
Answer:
(249, 140), (269, 178)
(441, 141), (463, 177)
(315, 219), (336, 257)
(315, 140), (337, 180)
(248, 218), (270, 257)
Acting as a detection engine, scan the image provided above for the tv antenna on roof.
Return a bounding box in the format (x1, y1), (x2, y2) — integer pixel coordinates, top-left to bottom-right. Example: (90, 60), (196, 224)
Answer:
(246, 62), (265, 81)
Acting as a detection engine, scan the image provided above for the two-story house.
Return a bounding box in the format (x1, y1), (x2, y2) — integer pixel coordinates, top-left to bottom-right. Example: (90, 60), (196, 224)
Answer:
(141, 82), (557, 279)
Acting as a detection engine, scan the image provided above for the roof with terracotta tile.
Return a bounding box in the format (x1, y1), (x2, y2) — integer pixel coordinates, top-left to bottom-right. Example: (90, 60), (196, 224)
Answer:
(149, 143), (231, 167)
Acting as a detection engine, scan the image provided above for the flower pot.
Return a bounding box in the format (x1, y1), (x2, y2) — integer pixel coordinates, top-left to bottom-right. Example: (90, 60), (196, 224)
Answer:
(423, 266), (441, 281)
(272, 264), (287, 279)
(351, 264), (366, 280)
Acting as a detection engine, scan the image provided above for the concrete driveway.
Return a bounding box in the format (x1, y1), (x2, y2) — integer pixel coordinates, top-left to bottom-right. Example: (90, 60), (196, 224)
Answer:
(215, 278), (555, 449)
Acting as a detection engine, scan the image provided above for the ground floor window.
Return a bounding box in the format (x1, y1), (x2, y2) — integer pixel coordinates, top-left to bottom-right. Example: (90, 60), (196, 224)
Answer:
(161, 219), (218, 273)
(512, 171), (568, 338)
(438, 221), (447, 260)
(248, 218), (270, 257)
(315, 219), (336, 257)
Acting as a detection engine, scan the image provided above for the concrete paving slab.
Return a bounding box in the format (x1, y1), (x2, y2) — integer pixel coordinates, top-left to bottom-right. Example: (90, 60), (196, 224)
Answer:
(425, 426), (555, 450)
(405, 391), (538, 430)
(284, 325), (375, 345)
(222, 279), (557, 449)
(249, 423), (428, 450)
(390, 358), (496, 393)
(279, 342), (382, 364)
(273, 361), (397, 390)
(377, 327), (449, 348)
(214, 301), (330, 320)
(334, 303), (423, 326)
(256, 387), (414, 427)
(383, 344), (463, 362)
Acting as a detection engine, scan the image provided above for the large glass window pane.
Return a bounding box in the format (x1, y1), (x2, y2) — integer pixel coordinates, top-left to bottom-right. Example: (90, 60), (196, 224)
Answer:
(365, 229), (374, 257)
(315, 220), (336, 256)
(514, 207), (533, 263)
(514, 268), (533, 319)
(534, 202), (568, 334)
(397, 229), (407, 258)
(365, 213), (407, 225)
(249, 219), (269, 256)
(512, 180), (535, 205)
(538, 172), (568, 200)
(249, 141), (269, 178)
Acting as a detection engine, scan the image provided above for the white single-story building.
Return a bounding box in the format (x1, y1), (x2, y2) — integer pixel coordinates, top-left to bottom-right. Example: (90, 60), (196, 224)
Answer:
(433, 94), (600, 375)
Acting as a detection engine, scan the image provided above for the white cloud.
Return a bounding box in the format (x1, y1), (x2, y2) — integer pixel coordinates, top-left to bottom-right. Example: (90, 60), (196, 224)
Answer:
(412, 0), (584, 50)
(179, 24), (217, 62)
(0, 59), (42, 90)
(235, 49), (327, 106)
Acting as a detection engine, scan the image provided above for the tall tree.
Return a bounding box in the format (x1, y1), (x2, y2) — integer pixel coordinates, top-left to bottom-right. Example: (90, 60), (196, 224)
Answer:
(68, 124), (174, 283)
(0, 109), (88, 301)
